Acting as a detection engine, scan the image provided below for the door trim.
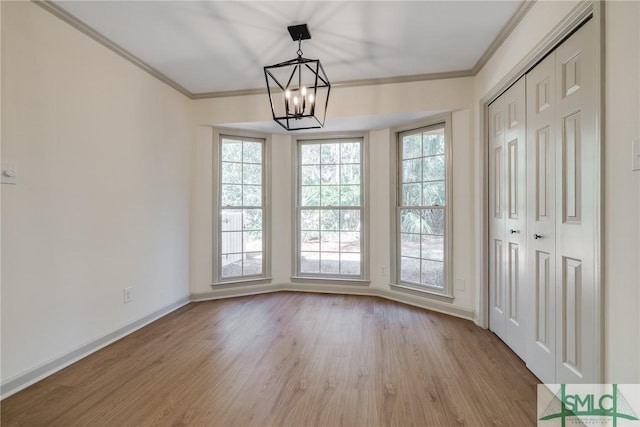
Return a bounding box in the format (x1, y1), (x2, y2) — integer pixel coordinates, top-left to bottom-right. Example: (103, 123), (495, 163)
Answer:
(476, 0), (603, 382)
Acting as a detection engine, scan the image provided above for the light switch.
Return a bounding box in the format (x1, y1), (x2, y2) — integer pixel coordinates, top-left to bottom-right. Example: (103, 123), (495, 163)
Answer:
(634, 139), (640, 172)
(1, 162), (17, 185)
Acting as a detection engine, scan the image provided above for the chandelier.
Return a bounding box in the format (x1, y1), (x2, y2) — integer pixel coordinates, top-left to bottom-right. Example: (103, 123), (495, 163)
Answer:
(263, 24), (331, 131)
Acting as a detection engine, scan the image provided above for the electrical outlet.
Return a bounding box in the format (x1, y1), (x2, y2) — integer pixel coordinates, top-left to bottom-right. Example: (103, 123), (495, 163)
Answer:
(456, 278), (466, 292)
(633, 139), (640, 171)
(123, 287), (132, 303)
(380, 266), (387, 277)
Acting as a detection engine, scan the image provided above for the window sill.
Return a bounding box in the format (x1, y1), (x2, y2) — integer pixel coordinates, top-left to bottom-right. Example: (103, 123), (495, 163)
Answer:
(212, 277), (273, 287)
(390, 283), (454, 303)
(290, 276), (370, 285)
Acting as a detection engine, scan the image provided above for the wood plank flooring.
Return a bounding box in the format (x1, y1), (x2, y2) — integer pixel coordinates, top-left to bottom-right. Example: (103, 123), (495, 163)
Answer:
(1, 292), (539, 426)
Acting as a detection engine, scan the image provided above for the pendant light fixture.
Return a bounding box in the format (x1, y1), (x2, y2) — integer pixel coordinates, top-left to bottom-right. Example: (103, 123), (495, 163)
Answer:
(264, 24), (331, 131)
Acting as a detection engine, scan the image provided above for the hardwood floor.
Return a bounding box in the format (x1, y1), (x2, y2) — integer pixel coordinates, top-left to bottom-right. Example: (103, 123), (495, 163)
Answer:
(1, 292), (539, 426)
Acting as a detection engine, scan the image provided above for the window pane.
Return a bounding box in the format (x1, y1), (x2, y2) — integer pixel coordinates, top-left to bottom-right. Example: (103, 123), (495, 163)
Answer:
(400, 209), (422, 234)
(320, 186), (339, 207)
(422, 181), (445, 206)
(400, 256), (420, 283)
(243, 209), (262, 231)
(243, 164), (262, 185)
(221, 185), (242, 206)
(301, 186), (320, 206)
(301, 209), (320, 230)
(221, 253), (242, 278)
(402, 159), (422, 183)
(221, 210), (242, 231)
(321, 165), (338, 184)
(423, 131), (445, 156)
(421, 260), (444, 288)
(321, 210), (340, 231)
(402, 183), (422, 206)
(340, 253), (361, 275)
(321, 143), (339, 164)
(340, 164), (360, 184)
(320, 252), (340, 274)
(301, 165), (320, 185)
(301, 144), (320, 165)
(340, 232), (360, 252)
(341, 143), (360, 164)
(340, 210), (360, 231)
(320, 231), (339, 252)
(340, 185), (360, 206)
(401, 233), (420, 258)
(221, 141), (242, 161)
(243, 142), (262, 163)
(422, 209), (445, 235)
(402, 134), (422, 159)
(422, 234), (444, 261)
(243, 230), (262, 252)
(301, 231), (320, 251)
(221, 162), (242, 184)
(423, 155), (445, 181)
(300, 252), (320, 273)
(243, 185), (262, 206)
(221, 231), (242, 254)
(243, 252), (262, 275)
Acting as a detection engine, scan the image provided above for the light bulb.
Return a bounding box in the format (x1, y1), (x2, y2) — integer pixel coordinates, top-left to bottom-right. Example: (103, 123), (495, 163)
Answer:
(293, 96), (299, 105)
(285, 89), (291, 99)
(309, 94), (315, 104)
(301, 86), (307, 96)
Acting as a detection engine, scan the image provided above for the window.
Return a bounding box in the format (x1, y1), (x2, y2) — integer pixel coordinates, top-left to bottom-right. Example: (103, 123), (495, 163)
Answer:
(217, 135), (267, 281)
(396, 122), (451, 295)
(296, 138), (365, 279)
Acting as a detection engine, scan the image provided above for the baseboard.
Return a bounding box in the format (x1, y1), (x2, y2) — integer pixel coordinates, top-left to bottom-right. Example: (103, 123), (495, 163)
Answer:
(191, 282), (476, 321)
(0, 295), (190, 400)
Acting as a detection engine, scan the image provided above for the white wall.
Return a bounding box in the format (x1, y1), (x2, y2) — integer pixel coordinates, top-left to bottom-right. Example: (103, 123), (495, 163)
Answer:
(474, 0), (640, 383)
(1, 1), (193, 387)
(602, 0), (640, 384)
(190, 78), (476, 313)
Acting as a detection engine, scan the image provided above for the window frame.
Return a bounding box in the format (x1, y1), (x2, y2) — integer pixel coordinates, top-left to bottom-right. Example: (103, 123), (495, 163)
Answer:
(293, 134), (369, 283)
(213, 131), (271, 285)
(392, 117), (453, 299)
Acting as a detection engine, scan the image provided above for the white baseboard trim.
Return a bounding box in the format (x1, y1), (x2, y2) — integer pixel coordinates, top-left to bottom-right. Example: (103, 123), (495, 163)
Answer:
(191, 282), (476, 321)
(0, 296), (190, 400)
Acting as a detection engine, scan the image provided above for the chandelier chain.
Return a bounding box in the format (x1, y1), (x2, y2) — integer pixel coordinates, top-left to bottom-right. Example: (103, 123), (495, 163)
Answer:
(297, 37), (303, 58)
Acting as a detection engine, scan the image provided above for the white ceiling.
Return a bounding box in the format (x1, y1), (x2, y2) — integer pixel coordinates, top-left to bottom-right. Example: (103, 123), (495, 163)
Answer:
(54, 1), (524, 95)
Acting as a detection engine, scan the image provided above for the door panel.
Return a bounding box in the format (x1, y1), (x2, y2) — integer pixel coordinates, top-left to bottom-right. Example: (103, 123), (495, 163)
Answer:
(503, 77), (527, 359)
(554, 20), (597, 384)
(526, 52), (557, 384)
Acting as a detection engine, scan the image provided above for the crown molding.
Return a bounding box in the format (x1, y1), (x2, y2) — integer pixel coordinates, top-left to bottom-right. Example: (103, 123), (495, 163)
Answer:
(33, 0), (535, 101)
(32, 0), (194, 99)
(472, 0), (537, 75)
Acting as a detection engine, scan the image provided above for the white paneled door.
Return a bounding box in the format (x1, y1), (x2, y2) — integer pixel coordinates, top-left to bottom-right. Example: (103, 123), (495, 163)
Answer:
(491, 19), (599, 384)
(489, 76), (527, 360)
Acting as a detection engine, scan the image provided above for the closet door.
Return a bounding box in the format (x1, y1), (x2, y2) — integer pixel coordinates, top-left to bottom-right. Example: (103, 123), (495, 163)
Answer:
(554, 20), (597, 384)
(526, 52), (557, 385)
(525, 19), (598, 384)
(502, 78), (527, 359)
(489, 95), (507, 341)
(489, 77), (527, 358)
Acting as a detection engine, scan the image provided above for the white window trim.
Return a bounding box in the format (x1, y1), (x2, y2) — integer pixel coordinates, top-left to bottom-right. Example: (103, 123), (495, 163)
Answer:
(292, 133), (370, 282)
(390, 115), (453, 300)
(212, 128), (272, 286)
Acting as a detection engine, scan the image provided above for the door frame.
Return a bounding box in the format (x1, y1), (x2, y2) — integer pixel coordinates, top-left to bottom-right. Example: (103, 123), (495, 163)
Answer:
(476, 0), (604, 381)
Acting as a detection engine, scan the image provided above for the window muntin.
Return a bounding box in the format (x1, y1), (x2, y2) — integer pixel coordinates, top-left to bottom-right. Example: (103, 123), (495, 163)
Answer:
(297, 139), (363, 278)
(218, 136), (265, 280)
(398, 125), (447, 290)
